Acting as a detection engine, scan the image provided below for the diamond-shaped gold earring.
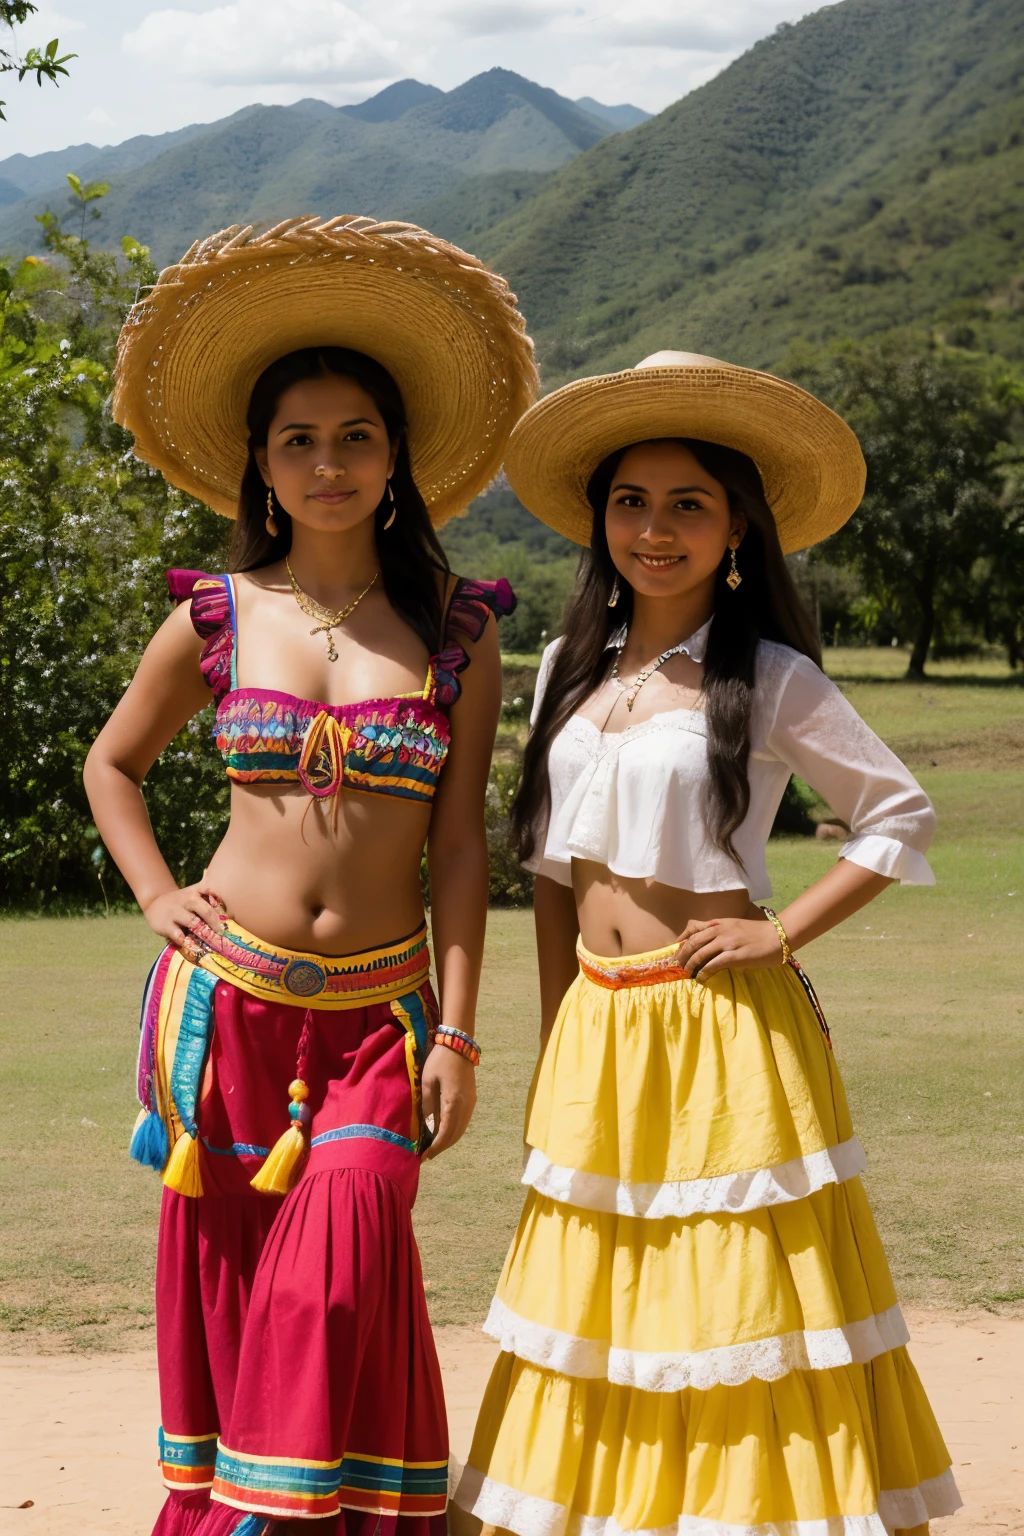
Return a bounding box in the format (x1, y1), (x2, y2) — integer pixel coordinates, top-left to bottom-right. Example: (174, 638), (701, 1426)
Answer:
(726, 544), (742, 590)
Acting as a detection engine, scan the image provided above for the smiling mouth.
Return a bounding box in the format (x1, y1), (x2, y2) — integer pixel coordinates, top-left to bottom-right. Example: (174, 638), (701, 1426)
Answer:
(633, 552), (684, 568)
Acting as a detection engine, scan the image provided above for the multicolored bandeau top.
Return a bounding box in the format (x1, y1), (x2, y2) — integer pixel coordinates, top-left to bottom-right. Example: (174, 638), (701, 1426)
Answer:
(168, 569), (515, 804)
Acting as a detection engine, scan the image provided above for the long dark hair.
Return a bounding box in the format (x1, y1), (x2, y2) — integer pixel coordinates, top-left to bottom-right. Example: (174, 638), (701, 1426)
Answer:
(229, 346), (450, 655)
(513, 438), (821, 863)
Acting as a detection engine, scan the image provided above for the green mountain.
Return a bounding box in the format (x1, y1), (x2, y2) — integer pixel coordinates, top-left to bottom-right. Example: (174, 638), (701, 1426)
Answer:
(462, 0), (1024, 374)
(340, 79), (443, 122)
(574, 98), (651, 131)
(0, 116), (237, 201)
(0, 71), (625, 266)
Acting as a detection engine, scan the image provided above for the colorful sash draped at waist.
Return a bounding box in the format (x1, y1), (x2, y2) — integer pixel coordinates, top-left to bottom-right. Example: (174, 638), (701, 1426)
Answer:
(184, 919), (430, 1006)
(576, 936), (831, 1043)
(130, 922), (433, 1196)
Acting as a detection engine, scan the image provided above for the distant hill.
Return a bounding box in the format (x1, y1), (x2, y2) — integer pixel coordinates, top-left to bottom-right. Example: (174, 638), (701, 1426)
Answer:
(0, 71), (640, 266)
(0, 117), (239, 202)
(340, 79), (443, 123)
(467, 0), (1024, 373)
(574, 98), (651, 130)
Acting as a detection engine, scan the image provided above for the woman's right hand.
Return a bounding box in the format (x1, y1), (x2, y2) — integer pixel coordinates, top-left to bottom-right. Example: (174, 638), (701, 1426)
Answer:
(142, 881), (228, 950)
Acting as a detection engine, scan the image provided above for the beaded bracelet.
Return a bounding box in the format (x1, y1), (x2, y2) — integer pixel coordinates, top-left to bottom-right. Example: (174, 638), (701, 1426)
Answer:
(433, 1025), (482, 1066)
(760, 906), (792, 965)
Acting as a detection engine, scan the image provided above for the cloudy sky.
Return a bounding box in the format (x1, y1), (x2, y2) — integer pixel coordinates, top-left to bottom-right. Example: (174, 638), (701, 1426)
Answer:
(3, 0), (836, 158)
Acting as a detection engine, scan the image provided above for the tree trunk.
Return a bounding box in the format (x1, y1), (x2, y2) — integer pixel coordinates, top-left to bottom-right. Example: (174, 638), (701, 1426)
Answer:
(907, 590), (935, 679)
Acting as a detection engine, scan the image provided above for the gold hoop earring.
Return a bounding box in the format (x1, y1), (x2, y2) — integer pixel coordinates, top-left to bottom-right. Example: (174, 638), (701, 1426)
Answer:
(265, 488), (278, 538)
(383, 480), (396, 530)
(726, 544), (742, 590)
(607, 574), (621, 608)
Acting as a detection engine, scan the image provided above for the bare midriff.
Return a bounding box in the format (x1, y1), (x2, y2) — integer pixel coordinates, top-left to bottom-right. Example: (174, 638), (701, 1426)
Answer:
(204, 782), (431, 956)
(571, 859), (759, 957)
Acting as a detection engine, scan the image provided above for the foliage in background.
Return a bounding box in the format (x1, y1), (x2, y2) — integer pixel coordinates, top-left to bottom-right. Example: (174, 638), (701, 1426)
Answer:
(1, 211), (229, 909)
(441, 480), (577, 653)
(0, 0), (73, 122)
(788, 336), (1024, 677)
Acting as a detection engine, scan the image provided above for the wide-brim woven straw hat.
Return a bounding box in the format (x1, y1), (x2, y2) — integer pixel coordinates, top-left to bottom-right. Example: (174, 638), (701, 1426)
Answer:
(504, 350), (865, 553)
(113, 215), (538, 524)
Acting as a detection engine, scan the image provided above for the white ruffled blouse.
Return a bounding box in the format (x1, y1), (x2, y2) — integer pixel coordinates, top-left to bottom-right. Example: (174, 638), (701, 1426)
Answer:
(523, 623), (936, 900)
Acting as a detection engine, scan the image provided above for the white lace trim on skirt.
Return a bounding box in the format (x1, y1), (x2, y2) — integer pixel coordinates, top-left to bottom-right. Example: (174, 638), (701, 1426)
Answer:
(483, 1296), (910, 1389)
(454, 1464), (962, 1536)
(521, 1138), (867, 1220)
(876, 1468), (963, 1528)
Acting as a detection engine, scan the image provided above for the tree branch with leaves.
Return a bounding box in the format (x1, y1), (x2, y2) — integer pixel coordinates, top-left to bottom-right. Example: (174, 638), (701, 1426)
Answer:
(0, 0), (74, 122)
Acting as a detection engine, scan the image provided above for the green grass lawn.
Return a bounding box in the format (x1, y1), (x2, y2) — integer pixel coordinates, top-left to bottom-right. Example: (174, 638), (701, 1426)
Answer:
(2, 657), (1022, 1350)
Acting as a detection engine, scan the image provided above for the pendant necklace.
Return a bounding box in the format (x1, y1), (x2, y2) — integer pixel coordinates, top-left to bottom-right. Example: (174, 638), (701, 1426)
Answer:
(610, 635), (697, 712)
(285, 558), (378, 662)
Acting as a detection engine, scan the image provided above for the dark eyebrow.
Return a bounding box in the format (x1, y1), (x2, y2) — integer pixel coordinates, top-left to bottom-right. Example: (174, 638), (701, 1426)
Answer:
(276, 417), (376, 434)
(611, 482), (714, 495)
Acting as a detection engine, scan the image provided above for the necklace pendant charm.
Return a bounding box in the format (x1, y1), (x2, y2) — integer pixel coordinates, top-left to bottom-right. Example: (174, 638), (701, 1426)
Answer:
(326, 631), (338, 662)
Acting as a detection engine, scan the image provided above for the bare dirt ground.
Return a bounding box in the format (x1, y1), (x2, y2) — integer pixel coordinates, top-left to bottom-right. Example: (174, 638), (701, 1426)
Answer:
(0, 1311), (1020, 1536)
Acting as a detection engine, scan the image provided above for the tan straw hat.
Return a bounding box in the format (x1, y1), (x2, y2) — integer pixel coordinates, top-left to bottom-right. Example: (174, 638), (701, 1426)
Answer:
(113, 214), (538, 524)
(504, 350), (865, 553)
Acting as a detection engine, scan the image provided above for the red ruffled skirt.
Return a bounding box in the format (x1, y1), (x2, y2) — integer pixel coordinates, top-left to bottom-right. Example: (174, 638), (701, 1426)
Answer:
(141, 932), (448, 1536)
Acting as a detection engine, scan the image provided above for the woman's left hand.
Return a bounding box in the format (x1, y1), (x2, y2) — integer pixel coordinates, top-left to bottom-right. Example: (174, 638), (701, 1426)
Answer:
(420, 1044), (478, 1160)
(674, 916), (786, 979)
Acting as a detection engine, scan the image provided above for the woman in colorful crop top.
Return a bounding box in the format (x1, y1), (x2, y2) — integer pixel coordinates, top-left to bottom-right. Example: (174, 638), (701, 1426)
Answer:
(83, 217), (536, 1536)
(452, 353), (960, 1536)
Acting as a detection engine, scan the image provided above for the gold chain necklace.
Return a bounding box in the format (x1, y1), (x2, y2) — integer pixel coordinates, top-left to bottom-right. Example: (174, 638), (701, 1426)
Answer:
(285, 557), (378, 662)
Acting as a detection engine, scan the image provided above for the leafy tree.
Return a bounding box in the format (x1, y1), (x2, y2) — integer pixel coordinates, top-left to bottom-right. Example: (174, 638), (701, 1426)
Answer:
(969, 432), (1024, 667)
(0, 0), (74, 121)
(66, 173), (111, 240)
(1, 213), (228, 910)
(787, 336), (1023, 677)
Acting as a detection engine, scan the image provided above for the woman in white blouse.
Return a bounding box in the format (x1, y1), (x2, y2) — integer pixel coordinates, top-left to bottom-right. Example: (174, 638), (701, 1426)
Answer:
(453, 354), (960, 1536)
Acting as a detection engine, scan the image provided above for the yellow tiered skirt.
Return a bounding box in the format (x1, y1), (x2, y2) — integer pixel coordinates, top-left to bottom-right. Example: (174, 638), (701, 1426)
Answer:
(454, 943), (961, 1536)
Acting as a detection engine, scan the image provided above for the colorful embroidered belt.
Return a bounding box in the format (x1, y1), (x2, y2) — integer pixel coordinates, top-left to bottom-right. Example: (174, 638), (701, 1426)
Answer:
(576, 938), (831, 1044)
(182, 919), (430, 1008)
(130, 923), (434, 1197)
(577, 939), (689, 990)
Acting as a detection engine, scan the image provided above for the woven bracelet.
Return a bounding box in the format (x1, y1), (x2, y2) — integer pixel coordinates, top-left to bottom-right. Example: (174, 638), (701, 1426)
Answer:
(760, 906), (792, 965)
(433, 1025), (482, 1066)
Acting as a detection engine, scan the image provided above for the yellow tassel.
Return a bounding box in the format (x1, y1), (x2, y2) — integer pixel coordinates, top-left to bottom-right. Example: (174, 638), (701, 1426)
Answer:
(250, 1123), (307, 1195)
(161, 1130), (204, 1198)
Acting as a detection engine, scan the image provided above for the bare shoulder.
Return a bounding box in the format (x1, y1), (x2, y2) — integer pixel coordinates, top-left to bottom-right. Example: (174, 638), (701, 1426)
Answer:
(150, 593), (206, 661)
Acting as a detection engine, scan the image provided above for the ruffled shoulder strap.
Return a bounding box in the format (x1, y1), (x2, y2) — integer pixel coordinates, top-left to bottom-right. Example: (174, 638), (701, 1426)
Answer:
(432, 576), (517, 708)
(167, 569), (235, 699)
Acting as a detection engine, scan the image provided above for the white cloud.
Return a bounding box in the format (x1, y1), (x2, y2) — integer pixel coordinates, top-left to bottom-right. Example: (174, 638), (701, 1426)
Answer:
(12, 4), (88, 35)
(120, 0), (825, 90)
(436, 0), (810, 50)
(594, 1), (799, 50)
(83, 105), (115, 124)
(123, 0), (399, 86)
(439, 1), (569, 36)
(551, 47), (716, 115)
